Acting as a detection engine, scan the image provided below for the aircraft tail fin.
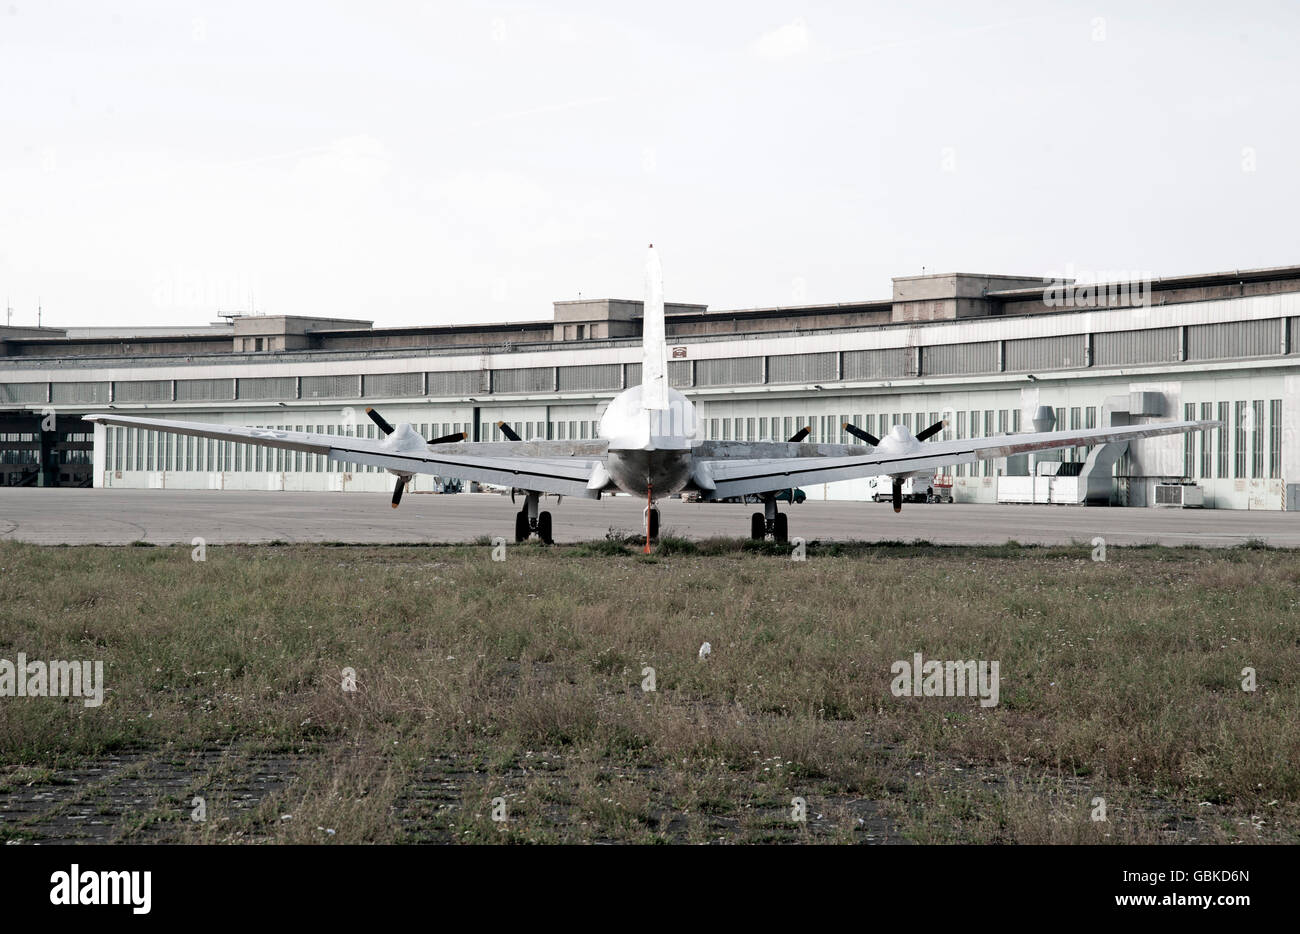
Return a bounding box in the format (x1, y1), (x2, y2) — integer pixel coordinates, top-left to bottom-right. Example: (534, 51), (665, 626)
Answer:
(642, 244), (668, 410)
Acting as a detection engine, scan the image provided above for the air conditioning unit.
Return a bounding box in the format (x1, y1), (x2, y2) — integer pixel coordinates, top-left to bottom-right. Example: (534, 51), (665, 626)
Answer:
(1154, 483), (1203, 507)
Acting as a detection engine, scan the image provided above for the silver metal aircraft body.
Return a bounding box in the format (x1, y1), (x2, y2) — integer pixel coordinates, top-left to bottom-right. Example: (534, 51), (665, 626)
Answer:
(85, 247), (1219, 547)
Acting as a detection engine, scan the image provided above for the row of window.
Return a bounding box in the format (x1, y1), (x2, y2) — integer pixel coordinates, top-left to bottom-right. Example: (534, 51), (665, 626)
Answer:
(98, 399), (1286, 482)
(1182, 400), (1282, 480)
(104, 420), (604, 474)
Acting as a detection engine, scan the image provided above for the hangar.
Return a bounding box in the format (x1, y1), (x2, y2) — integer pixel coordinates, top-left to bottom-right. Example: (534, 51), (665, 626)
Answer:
(1, 264), (1297, 509)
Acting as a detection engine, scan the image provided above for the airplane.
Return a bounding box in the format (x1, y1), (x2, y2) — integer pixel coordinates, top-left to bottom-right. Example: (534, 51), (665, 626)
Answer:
(84, 246), (1220, 551)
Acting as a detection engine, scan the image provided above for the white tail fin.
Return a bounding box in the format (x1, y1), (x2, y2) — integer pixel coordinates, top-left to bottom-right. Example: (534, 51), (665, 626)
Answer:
(642, 244), (668, 409)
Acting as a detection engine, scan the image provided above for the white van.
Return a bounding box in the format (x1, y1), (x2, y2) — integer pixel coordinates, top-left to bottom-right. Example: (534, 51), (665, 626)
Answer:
(867, 474), (952, 503)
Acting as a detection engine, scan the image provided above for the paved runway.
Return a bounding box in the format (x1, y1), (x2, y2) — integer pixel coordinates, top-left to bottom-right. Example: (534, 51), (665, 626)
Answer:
(1, 488), (1297, 547)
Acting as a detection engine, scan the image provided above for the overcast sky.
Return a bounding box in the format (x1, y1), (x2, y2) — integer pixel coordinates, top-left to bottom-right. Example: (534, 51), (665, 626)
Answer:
(1, 1), (1296, 330)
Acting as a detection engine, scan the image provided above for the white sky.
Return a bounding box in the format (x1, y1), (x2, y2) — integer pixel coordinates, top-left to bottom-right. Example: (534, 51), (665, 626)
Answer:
(1, 0), (1296, 329)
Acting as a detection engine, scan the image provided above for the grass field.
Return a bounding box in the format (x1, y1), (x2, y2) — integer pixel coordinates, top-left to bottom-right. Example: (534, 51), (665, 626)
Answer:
(0, 537), (1297, 844)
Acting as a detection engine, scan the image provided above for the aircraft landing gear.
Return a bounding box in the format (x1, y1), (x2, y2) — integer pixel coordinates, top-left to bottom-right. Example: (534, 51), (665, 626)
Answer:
(514, 492), (554, 544)
(749, 495), (789, 543)
(644, 506), (660, 541)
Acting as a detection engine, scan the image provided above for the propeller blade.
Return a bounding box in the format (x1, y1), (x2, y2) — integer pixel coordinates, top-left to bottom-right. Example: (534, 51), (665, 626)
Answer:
(428, 431), (467, 445)
(892, 478), (903, 513)
(497, 421), (522, 442)
(843, 422), (880, 445)
(787, 426), (811, 443)
(391, 476), (406, 509)
(915, 419), (948, 442)
(366, 407), (395, 436)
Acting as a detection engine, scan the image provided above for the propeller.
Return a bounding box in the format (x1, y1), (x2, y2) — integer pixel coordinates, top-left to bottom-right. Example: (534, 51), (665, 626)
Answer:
(787, 426), (811, 443)
(497, 421), (522, 442)
(915, 419), (948, 442)
(428, 431), (467, 445)
(892, 477), (903, 513)
(366, 407), (395, 436)
(843, 422), (880, 445)
(391, 476), (406, 509)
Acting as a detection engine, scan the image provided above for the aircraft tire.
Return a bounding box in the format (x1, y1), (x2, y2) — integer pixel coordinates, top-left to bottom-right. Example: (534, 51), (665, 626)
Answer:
(514, 510), (529, 543)
(773, 512), (789, 544)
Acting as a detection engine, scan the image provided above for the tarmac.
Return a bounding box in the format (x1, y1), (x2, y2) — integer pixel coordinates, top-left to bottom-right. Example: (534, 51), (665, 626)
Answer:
(2, 488), (1298, 547)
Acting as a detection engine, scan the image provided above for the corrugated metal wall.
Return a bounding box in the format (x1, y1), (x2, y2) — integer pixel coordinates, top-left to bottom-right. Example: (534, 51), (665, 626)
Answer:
(922, 341), (997, 376)
(766, 352), (837, 383)
(363, 372), (424, 398)
(694, 356), (763, 387)
(427, 370), (481, 396)
(491, 366), (554, 394)
(668, 360), (692, 387)
(0, 382), (48, 404)
(841, 348), (910, 380)
(112, 380), (171, 403)
(299, 375), (361, 399)
(624, 362), (643, 386)
(1093, 327), (1179, 366)
(51, 381), (111, 404)
(1289, 317), (1300, 353)
(174, 378), (235, 402)
(557, 363), (622, 392)
(236, 376), (298, 401)
(1187, 319), (1279, 360)
(1005, 334), (1086, 371)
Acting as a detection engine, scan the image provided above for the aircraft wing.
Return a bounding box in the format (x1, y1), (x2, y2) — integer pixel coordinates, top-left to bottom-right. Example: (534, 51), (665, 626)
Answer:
(696, 419), (1220, 500)
(82, 414), (607, 498)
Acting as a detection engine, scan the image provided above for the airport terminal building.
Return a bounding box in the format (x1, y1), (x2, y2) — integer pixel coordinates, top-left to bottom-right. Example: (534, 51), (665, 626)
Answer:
(2, 265), (1298, 509)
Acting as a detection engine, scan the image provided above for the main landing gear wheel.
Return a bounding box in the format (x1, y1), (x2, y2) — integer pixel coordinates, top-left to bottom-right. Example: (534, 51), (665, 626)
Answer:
(750, 512), (765, 541)
(645, 507), (660, 541)
(537, 510), (553, 545)
(514, 509), (529, 543)
(773, 512), (789, 544)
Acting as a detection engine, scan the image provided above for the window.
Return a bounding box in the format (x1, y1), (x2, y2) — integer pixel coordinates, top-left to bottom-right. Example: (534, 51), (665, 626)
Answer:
(1198, 403), (1212, 478)
(956, 411), (967, 476)
(1217, 402), (1229, 478)
(1184, 403), (1196, 477)
(1270, 399), (1282, 479)
(984, 410), (996, 473)
(1249, 400), (1264, 478)
(1234, 401), (1247, 479)
(1012, 409), (1021, 433)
